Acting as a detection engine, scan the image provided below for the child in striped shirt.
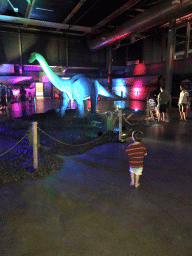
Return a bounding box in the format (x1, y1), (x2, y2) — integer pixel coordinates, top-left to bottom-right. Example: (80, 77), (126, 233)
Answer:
(126, 131), (147, 188)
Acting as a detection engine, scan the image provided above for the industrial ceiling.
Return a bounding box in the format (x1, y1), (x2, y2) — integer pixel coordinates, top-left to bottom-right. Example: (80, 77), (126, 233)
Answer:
(0, 0), (192, 50)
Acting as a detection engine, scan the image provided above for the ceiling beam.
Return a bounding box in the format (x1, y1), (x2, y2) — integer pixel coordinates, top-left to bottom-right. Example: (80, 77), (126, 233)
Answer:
(62, 0), (88, 24)
(0, 15), (91, 32)
(25, 0), (36, 19)
(91, 0), (142, 33)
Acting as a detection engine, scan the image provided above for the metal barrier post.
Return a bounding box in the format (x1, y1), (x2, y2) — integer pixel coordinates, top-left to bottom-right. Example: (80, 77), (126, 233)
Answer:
(32, 121), (38, 169)
(119, 109), (122, 141)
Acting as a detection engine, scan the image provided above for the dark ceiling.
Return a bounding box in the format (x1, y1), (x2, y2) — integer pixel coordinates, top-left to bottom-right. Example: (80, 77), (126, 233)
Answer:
(0, 0), (192, 49)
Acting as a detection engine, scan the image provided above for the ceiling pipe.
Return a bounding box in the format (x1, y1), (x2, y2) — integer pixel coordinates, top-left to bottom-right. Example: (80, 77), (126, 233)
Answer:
(88, 0), (192, 50)
(0, 15), (91, 33)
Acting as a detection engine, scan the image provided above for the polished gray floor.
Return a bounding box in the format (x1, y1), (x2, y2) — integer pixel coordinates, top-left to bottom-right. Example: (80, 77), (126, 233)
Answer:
(0, 107), (192, 256)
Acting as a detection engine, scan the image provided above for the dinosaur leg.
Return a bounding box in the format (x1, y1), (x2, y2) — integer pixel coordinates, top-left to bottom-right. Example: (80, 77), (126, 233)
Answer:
(76, 98), (84, 116)
(58, 92), (69, 117)
(90, 95), (97, 115)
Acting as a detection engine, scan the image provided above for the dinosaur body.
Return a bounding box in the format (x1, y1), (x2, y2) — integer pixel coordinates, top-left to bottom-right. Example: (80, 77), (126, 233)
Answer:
(29, 52), (115, 116)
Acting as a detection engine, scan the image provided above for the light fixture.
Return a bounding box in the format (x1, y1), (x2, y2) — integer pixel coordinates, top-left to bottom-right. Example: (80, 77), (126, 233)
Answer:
(36, 7), (54, 12)
(7, 0), (18, 12)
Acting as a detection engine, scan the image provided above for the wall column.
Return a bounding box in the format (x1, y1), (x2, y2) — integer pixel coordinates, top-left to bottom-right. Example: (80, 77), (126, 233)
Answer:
(107, 46), (113, 92)
(165, 19), (176, 95)
(185, 21), (190, 59)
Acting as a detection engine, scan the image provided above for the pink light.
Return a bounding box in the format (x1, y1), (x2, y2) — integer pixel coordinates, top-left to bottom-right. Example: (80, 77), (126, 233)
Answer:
(130, 100), (145, 111)
(42, 75), (50, 83)
(12, 89), (20, 97)
(133, 88), (140, 96)
(131, 80), (144, 100)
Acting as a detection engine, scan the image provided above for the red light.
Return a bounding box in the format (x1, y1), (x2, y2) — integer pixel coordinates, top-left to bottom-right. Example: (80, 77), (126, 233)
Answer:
(134, 63), (146, 76)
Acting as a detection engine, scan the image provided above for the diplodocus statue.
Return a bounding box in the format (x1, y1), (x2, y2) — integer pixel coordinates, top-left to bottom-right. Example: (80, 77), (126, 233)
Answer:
(29, 52), (117, 116)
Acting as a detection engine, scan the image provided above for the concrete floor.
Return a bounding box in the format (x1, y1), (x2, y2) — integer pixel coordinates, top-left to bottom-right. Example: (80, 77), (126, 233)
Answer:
(0, 107), (192, 255)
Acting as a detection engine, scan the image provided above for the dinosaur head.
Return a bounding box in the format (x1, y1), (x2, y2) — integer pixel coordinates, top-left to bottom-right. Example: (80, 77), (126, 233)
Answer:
(29, 52), (38, 64)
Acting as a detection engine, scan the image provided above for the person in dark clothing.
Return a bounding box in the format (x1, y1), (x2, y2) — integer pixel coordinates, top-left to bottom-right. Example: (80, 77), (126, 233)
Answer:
(0, 82), (6, 110)
(28, 92), (33, 106)
(20, 85), (26, 116)
(157, 85), (171, 122)
(7, 85), (13, 109)
(20, 85), (26, 102)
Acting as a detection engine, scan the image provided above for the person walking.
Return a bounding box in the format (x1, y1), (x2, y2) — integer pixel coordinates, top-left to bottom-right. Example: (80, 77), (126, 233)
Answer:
(126, 131), (147, 188)
(178, 85), (190, 121)
(157, 85), (171, 122)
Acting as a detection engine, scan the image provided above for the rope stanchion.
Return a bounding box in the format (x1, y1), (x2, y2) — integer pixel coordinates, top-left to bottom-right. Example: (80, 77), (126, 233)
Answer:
(119, 109), (122, 141)
(146, 98), (150, 126)
(32, 121), (38, 169)
(0, 129), (31, 157)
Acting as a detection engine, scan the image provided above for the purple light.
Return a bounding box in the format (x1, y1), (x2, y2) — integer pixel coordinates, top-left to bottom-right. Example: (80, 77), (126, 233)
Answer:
(0, 76), (33, 84)
(0, 64), (14, 74)
(24, 65), (42, 72)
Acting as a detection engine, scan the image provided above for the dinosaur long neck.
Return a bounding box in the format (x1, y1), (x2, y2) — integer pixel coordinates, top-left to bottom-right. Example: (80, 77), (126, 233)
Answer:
(34, 53), (69, 91)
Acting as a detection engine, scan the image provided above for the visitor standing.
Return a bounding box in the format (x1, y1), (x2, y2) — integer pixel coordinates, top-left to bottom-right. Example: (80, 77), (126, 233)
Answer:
(178, 85), (190, 121)
(157, 85), (171, 122)
(7, 85), (13, 109)
(20, 85), (26, 116)
(20, 85), (26, 102)
(0, 82), (7, 111)
(28, 92), (32, 106)
(126, 131), (147, 188)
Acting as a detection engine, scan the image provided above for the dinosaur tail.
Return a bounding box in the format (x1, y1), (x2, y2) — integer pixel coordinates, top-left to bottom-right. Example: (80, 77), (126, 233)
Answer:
(95, 80), (115, 98)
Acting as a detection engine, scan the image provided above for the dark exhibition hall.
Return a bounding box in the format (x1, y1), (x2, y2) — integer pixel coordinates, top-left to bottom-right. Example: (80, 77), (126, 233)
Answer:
(0, 0), (192, 255)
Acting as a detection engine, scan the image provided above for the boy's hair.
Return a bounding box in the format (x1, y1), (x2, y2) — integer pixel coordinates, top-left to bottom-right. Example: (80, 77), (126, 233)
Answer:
(160, 85), (165, 90)
(132, 131), (143, 142)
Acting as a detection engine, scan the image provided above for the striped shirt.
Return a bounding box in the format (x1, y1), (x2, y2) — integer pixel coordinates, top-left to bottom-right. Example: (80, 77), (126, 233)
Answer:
(126, 142), (147, 168)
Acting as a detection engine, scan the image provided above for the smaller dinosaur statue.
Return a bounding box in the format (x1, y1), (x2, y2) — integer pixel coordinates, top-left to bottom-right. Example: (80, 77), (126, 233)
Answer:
(29, 52), (117, 116)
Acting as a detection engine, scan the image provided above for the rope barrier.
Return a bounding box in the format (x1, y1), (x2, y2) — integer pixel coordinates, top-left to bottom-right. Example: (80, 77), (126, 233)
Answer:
(0, 106), (150, 159)
(38, 127), (110, 147)
(0, 129), (31, 157)
(122, 112), (146, 125)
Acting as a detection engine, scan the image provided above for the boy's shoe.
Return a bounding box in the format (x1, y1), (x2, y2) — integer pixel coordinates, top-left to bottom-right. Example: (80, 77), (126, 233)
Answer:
(130, 182), (134, 186)
(135, 183), (140, 188)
